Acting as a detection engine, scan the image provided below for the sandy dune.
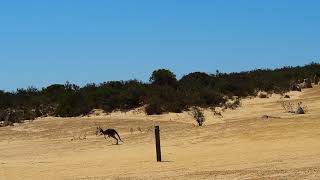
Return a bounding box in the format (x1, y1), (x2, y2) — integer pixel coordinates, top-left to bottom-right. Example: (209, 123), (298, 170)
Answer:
(1, 86), (320, 180)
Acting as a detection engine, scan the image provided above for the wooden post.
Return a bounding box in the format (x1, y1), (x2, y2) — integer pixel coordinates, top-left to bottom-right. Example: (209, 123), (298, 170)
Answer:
(154, 126), (162, 162)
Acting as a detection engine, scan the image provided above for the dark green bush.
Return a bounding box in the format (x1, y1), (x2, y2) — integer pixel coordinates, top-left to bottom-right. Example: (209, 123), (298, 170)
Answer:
(0, 62), (319, 125)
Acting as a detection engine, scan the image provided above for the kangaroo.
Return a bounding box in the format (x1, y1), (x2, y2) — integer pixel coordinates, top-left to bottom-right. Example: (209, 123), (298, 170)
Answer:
(96, 127), (123, 145)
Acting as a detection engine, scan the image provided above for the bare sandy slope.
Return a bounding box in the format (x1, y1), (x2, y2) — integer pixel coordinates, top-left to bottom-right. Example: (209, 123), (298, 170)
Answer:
(1, 86), (320, 180)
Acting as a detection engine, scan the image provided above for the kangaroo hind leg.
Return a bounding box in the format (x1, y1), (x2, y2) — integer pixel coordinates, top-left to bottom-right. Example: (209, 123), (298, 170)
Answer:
(111, 135), (119, 145)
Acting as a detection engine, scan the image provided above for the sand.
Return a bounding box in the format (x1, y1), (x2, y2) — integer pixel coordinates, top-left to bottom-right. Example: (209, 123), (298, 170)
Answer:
(1, 86), (320, 180)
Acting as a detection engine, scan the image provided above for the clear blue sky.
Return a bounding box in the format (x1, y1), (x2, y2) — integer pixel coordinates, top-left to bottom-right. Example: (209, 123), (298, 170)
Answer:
(1, 0), (319, 91)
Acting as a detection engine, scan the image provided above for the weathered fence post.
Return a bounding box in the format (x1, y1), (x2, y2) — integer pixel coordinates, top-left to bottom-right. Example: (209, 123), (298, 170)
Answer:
(154, 125), (162, 162)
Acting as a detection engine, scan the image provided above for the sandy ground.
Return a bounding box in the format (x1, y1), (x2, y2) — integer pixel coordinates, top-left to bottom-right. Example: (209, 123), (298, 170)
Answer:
(1, 86), (320, 180)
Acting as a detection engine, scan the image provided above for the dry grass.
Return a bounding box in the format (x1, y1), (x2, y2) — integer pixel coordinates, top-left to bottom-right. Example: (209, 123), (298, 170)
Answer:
(281, 101), (308, 114)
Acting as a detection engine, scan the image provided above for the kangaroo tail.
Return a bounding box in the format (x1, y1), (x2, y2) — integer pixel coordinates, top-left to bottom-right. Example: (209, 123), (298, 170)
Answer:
(115, 131), (123, 142)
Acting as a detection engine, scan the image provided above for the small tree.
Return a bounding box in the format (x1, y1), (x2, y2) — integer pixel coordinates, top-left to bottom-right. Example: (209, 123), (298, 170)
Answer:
(190, 107), (205, 126)
(149, 69), (177, 87)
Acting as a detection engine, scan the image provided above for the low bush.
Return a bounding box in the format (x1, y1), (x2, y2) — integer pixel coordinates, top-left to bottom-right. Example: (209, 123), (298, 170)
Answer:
(190, 107), (205, 126)
(0, 62), (319, 126)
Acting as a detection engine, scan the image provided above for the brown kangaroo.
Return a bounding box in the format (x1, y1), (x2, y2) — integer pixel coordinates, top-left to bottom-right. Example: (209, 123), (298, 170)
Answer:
(96, 127), (123, 145)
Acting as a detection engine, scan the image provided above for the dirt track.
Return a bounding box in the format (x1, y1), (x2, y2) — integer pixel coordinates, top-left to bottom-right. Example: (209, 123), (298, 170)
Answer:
(1, 86), (320, 179)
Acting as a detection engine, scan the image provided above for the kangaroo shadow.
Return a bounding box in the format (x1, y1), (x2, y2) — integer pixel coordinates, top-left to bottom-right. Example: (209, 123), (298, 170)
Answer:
(113, 143), (123, 146)
(103, 143), (123, 146)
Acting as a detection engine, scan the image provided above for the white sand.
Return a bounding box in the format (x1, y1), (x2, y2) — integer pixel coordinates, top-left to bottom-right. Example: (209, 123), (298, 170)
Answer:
(1, 86), (320, 179)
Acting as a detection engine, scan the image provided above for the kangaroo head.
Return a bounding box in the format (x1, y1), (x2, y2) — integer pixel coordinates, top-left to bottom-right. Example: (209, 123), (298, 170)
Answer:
(96, 126), (103, 136)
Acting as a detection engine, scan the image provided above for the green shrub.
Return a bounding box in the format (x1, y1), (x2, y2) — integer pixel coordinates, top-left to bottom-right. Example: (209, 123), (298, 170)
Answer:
(0, 63), (319, 121)
(190, 107), (205, 126)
